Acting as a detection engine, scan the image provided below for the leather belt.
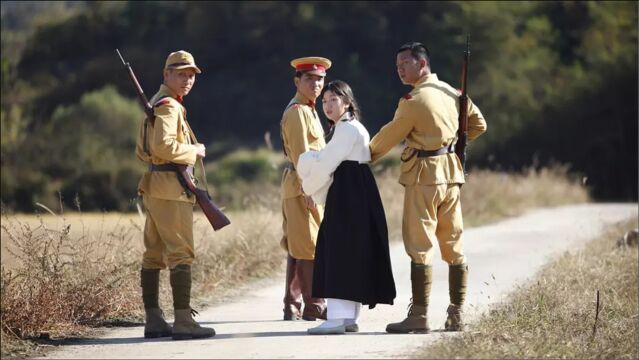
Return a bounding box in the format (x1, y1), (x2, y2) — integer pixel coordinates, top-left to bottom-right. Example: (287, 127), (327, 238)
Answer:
(416, 144), (455, 158)
(148, 163), (194, 176)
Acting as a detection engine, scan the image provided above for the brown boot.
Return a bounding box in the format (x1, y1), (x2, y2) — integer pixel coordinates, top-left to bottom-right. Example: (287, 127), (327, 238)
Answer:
(444, 304), (464, 331)
(445, 263), (468, 331)
(141, 268), (172, 338)
(297, 259), (326, 321)
(144, 308), (172, 338)
(386, 304), (429, 333)
(283, 255), (302, 320)
(170, 264), (215, 340)
(386, 262), (432, 334)
(172, 309), (216, 340)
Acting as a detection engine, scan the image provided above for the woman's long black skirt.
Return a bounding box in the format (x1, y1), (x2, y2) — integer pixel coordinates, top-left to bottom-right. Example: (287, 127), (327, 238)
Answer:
(312, 161), (396, 309)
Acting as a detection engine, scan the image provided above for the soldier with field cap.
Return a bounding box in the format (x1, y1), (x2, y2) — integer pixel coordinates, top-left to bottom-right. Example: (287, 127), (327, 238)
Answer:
(279, 56), (332, 321)
(135, 50), (215, 340)
(369, 42), (487, 333)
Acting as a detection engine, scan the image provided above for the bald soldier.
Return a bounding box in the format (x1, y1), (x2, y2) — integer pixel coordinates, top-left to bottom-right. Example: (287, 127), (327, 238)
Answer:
(370, 42), (487, 333)
(136, 50), (215, 340)
(279, 57), (332, 321)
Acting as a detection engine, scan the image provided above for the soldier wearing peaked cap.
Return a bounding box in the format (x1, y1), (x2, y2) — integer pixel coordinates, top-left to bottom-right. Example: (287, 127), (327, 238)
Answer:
(369, 42), (487, 333)
(135, 50), (215, 340)
(279, 56), (332, 321)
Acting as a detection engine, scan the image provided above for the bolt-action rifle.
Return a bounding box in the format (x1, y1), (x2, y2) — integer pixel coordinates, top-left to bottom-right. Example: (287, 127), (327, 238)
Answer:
(116, 49), (230, 231)
(455, 35), (470, 173)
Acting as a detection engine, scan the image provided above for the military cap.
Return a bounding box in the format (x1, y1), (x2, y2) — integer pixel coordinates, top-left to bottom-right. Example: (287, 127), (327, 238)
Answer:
(164, 50), (202, 74)
(290, 56), (332, 77)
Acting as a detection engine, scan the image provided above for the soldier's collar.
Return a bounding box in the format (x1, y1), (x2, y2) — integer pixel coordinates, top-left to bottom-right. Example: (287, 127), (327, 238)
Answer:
(159, 84), (184, 103)
(294, 91), (316, 107)
(414, 73), (438, 87)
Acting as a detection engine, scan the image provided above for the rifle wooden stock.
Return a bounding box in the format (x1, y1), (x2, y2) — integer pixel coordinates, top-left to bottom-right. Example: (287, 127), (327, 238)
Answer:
(176, 164), (231, 231)
(455, 35), (470, 173)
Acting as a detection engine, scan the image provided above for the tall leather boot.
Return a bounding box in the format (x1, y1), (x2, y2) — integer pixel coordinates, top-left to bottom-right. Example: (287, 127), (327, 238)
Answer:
(297, 259), (326, 321)
(386, 262), (432, 334)
(169, 264), (215, 340)
(283, 255), (303, 320)
(445, 263), (468, 331)
(141, 268), (172, 338)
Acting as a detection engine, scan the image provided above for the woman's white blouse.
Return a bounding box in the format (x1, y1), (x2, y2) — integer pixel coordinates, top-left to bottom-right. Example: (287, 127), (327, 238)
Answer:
(297, 115), (371, 205)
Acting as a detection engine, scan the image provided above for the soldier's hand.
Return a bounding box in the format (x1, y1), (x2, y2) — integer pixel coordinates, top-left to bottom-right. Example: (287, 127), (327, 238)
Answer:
(195, 143), (206, 158)
(304, 194), (316, 210)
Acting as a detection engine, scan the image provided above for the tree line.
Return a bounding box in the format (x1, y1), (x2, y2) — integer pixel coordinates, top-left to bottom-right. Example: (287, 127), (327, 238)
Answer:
(1, 1), (637, 212)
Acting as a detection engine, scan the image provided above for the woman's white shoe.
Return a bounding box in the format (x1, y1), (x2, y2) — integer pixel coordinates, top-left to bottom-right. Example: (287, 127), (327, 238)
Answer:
(307, 319), (346, 335)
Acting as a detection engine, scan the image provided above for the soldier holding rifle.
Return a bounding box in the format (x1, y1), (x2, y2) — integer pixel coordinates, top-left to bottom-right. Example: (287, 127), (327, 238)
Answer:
(131, 50), (215, 340)
(369, 41), (487, 333)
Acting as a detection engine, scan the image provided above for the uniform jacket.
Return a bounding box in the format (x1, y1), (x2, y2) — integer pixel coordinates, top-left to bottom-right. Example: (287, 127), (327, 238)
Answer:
(280, 91), (326, 199)
(136, 84), (199, 203)
(370, 73), (487, 186)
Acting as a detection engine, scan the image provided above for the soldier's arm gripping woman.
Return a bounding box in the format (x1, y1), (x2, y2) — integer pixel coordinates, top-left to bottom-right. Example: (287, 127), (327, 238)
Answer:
(369, 42), (487, 334)
(135, 50), (215, 340)
(297, 80), (397, 335)
(279, 57), (332, 322)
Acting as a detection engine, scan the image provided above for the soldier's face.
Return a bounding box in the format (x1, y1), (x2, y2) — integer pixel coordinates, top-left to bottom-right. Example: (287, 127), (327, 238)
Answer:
(322, 90), (349, 122)
(295, 73), (325, 101)
(164, 68), (197, 96)
(396, 50), (425, 85)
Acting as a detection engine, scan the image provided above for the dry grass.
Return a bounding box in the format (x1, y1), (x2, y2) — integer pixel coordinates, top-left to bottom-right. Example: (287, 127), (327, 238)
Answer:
(419, 218), (639, 359)
(0, 164), (590, 357)
(376, 163), (590, 239)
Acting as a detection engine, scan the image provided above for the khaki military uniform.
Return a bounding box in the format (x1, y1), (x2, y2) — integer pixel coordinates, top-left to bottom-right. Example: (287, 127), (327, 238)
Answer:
(280, 91), (326, 260)
(136, 84), (200, 270)
(370, 73), (487, 266)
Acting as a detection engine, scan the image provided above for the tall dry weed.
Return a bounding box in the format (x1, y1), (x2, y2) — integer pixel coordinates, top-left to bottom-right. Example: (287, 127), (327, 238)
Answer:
(1, 212), (142, 342)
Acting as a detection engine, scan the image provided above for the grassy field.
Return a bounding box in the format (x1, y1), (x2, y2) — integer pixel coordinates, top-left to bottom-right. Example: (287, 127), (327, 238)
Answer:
(0, 165), (589, 357)
(417, 218), (638, 359)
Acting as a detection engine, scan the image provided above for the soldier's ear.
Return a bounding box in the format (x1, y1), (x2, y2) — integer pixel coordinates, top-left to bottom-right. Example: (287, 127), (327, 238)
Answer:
(419, 58), (428, 70)
(293, 76), (300, 88)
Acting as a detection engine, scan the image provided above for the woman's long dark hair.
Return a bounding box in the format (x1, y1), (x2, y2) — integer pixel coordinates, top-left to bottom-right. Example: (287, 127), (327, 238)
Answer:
(321, 80), (362, 121)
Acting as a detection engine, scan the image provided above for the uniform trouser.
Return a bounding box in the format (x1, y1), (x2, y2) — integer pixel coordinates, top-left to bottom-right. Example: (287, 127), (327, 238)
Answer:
(142, 196), (195, 269)
(402, 183), (465, 266)
(281, 195), (325, 313)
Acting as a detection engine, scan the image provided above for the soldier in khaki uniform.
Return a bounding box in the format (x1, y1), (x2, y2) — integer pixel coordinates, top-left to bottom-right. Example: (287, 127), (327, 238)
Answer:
(135, 50), (215, 340)
(280, 57), (332, 321)
(369, 42), (487, 333)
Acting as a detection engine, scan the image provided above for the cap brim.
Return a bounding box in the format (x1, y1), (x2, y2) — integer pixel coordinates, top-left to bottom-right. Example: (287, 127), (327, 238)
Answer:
(168, 65), (202, 74)
(302, 69), (326, 77)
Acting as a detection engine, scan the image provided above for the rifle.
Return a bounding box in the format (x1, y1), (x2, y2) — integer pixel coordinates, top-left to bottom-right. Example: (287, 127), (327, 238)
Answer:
(116, 49), (231, 231)
(455, 35), (470, 173)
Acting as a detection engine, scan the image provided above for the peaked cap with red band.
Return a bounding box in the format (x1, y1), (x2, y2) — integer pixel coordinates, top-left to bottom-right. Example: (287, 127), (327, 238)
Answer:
(290, 56), (332, 77)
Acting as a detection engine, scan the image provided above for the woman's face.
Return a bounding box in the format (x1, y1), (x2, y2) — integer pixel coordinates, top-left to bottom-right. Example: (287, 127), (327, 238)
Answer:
(322, 90), (349, 122)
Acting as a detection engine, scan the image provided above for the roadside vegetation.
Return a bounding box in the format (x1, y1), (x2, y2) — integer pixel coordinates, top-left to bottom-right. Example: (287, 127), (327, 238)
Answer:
(418, 218), (638, 359)
(0, 152), (590, 358)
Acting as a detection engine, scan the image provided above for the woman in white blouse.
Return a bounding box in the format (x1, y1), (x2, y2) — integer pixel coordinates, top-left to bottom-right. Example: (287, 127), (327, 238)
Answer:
(298, 80), (396, 335)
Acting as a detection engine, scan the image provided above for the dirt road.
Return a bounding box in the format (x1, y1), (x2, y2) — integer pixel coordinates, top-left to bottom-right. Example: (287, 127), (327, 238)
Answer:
(40, 203), (636, 359)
